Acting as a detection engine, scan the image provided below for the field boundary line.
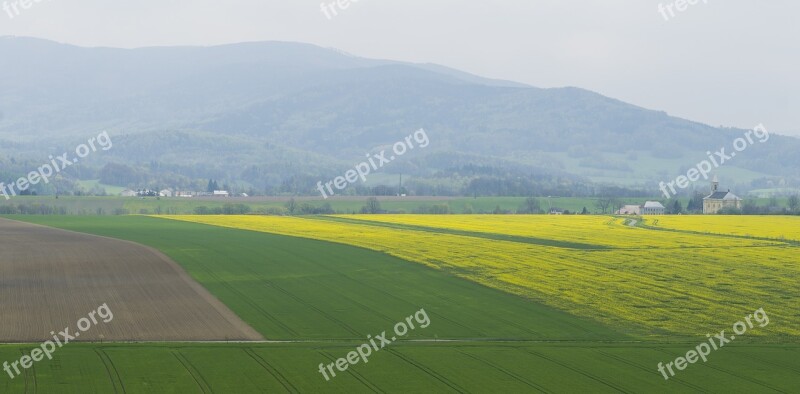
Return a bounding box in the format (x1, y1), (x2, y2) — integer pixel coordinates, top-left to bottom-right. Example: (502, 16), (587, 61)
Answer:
(5, 339), (797, 345)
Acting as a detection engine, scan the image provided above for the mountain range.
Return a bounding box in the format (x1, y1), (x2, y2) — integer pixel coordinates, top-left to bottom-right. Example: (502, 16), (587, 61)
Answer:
(0, 36), (797, 197)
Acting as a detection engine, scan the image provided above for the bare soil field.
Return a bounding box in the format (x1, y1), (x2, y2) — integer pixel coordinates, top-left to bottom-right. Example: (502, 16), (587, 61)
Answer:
(0, 218), (263, 342)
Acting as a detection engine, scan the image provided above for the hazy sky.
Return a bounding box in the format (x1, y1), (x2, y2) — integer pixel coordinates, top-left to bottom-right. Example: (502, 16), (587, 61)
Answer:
(1, 0), (797, 135)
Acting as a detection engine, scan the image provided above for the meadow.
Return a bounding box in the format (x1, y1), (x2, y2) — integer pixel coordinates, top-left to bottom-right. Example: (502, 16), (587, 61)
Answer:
(3, 215), (797, 392)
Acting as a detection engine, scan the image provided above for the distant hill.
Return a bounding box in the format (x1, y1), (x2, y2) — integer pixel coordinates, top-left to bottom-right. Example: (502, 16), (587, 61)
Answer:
(0, 37), (797, 196)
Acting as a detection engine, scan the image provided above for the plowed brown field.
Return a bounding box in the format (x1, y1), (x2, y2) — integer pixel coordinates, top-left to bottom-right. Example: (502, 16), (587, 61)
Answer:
(0, 218), (263, 342)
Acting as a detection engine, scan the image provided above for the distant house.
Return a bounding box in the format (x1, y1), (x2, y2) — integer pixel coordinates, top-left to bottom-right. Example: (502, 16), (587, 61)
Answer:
(136, 189), (159, 197)
(159, 189), (173, 197)
(703, 176), (742, 214)
(641, 201), (666, 215)
(615, 205), (642, 215)
(213, 190), (230, 197)
(549, 208), (564, 215)
(120, 189), (136, 197)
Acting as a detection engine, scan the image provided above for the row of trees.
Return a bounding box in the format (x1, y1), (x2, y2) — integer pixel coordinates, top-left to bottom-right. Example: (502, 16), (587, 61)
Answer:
(0, 204), (68, 215)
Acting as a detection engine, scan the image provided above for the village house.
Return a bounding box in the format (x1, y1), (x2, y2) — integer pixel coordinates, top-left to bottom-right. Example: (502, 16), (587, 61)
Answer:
(616, 202), (664, 215)
(641, 201), (666, 215)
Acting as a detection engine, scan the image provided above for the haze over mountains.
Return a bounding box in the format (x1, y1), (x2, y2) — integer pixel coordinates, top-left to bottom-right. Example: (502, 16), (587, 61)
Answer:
(0, 37), (797, 197)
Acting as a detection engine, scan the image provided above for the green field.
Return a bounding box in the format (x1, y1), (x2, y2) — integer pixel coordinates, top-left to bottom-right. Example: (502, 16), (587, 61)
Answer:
(1, 342), (795, 393)
(3, 215), (798, 393)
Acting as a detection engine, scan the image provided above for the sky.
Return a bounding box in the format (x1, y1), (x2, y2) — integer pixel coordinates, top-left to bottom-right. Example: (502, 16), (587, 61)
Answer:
(1, 0), (797, 136)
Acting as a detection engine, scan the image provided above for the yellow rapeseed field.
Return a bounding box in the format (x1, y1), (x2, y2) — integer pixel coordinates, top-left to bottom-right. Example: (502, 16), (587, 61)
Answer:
(344, 214), (783, 248)
(645, 215), (800, 242)
(162, 215), (800, 339)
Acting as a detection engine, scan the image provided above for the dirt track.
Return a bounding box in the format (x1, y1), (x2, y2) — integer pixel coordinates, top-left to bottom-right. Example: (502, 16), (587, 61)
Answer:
(0, 218), (263, 342)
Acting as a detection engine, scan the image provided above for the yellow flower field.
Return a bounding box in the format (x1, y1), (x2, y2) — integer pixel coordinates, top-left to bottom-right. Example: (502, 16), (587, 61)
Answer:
(341, 214), (784, 248)
(162, 215), (800, 339)
(644, 215), (800, 242)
